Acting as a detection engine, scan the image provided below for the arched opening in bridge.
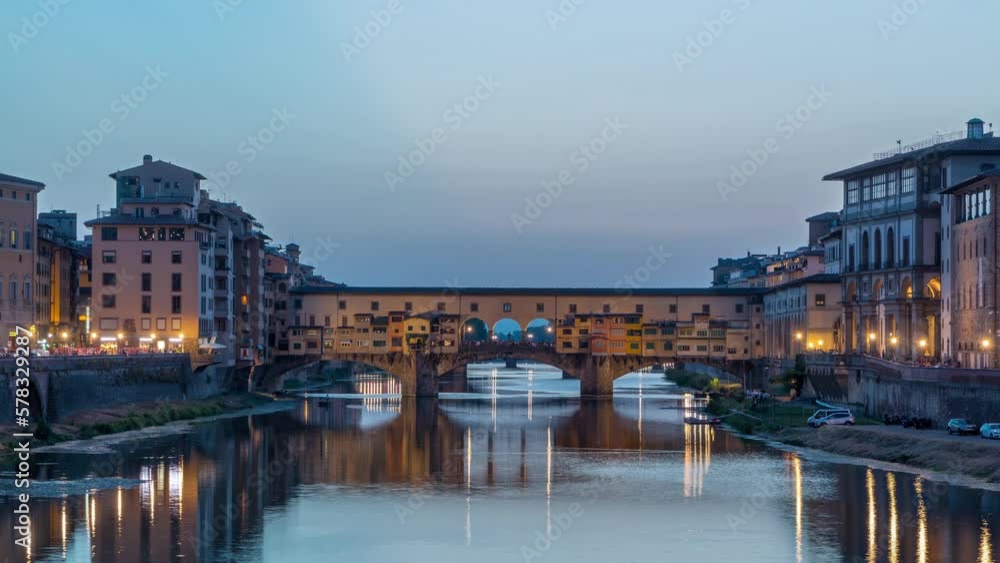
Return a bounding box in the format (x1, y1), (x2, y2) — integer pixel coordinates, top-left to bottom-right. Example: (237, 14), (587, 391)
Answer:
(524, 318), (555, 345)
(492, 318), (523, 343)
(461, 317), (490, 343)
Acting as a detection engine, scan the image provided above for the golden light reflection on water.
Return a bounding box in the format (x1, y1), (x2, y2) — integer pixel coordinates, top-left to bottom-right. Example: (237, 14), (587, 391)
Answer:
(683, 423), (712, 498)
(983, 519), (995, 563)
(793, 455), (803, 563)
(915, 477), (928, 563)
(866, 468), (876, 563)
(887, 472), (899, 563)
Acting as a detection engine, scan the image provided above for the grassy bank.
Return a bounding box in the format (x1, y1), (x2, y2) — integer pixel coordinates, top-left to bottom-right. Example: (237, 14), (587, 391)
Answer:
(1, 393), (271, 453)
(773, 426), (1000, 483)
(705, 397), (880, 435)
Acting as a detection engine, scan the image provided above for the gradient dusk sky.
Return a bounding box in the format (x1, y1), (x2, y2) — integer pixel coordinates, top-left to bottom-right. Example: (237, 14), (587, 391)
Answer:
(2, 0), (996, 287)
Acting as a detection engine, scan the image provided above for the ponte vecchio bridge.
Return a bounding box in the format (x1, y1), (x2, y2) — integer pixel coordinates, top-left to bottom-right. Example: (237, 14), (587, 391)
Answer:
(273, 286), (766, 397)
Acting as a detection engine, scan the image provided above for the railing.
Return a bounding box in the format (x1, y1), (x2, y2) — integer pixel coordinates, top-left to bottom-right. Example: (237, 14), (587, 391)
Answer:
(872, 130), (964, 160)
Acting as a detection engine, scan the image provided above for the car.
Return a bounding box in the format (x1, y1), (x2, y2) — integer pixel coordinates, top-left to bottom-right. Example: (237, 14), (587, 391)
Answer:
(808, 410), (855, 428)
(948, 418), (978, 435)
(807, 409), (852, 426)
(980, 423), (1000, 440)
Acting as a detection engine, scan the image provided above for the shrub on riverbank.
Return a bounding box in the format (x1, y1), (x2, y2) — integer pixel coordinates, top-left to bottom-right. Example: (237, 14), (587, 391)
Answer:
(664, 369), (741, 395)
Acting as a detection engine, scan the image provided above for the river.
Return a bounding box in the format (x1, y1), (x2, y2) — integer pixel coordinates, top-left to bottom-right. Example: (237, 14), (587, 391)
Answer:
(1, 363), (998, 562)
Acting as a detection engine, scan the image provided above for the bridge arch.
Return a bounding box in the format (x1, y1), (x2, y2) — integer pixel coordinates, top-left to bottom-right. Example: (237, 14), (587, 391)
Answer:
(461, 317), (490, 343)
(524, 318), (555, 344)
(492, 318), (522, 343)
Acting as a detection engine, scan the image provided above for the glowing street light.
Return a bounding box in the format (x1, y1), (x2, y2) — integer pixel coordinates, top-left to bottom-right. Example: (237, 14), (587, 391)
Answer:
(795, 332), (803, 341)
(117, 333), (125, 340)
(889, 336), (898, 346)
(868, 332), (877, 342)
(918, 339), (927, 349)
(983, 339), (991, 349)
(61, 331), (68, 339)
(817, 339), (824, 347)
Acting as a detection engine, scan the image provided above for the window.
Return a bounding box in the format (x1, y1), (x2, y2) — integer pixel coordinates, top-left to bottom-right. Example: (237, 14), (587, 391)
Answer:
(569, 304), (577, 314)
(846, 179), (860, 205)
(635, 304), (644, 314)
(102, 272), (117, 286)
(902, 167), (916, 193)
(815, 294), (826, 307)
(470, 302), (479, 312)
(339, 300), (346, 310)
(735, 304), (744, 314)
(603, 304), (611, 313)
(536, 303), (545, 313)
(23, 232), (31, 250)
(139, 227), (155, 241)
(8, 230), (15, 249)
(141, 318), (152, 330)
(702, 304), (710, 314)
(324, 315), (331, 327)
(171, 251), (182, 264)
(503, 303), (512, 312)
(102, 294), (116, 308)
(669, 304), (677, 314)
(437, 302), (446, 312)
(102, 227), (118, 241)
(171, 273), (182, 292)
(405, 302), (413, 312)
(142, 273), (151, 291)
(371, 301), (380, 311)
(171, 296), (182, 314)
(102, 251), (117, 264)
(171, 318), (181, 330)
(168, 228), (185, 241)
(142, 295), (152, 314)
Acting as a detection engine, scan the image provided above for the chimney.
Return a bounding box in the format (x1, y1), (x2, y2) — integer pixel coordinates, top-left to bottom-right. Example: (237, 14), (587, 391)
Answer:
(143, 154), (153, 164)
(967, 118), (985, 140)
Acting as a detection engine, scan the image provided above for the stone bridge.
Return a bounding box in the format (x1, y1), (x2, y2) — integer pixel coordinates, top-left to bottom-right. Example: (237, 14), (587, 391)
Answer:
(258, 344), (693, 397)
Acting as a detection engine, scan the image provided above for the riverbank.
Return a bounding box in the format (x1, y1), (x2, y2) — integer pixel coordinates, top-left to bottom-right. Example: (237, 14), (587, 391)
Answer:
(0, 393), (277, 454)
(767, 425), (1000, 483)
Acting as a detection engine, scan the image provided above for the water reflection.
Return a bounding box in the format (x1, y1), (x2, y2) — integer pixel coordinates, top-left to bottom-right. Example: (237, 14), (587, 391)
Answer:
(0, 369), (998, 562)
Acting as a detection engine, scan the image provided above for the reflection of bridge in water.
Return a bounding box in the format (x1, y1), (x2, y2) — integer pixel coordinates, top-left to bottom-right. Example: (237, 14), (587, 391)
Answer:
(263, 342), (727, 398)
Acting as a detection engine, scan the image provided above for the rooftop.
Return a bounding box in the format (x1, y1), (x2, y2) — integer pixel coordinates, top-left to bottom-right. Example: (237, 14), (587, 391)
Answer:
(0, 172), (45, 189)
(940, 170), (1000, 194)
(824, 120), (1000, 181)
(292, 285), (768, 297)
(109, 157), (207, 181)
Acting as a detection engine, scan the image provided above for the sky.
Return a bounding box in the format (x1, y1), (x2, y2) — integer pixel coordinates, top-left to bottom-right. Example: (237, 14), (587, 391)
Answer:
(2, 0), (997, 288)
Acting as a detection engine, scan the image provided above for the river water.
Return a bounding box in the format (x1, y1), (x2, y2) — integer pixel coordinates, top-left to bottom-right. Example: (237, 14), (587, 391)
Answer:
(1, 363), (998, 562)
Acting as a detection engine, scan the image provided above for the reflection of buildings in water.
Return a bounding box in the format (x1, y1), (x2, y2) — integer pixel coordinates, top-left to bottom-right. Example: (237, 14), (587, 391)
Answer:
(915, 477), (928, 563)
(683, 423), (713, 498)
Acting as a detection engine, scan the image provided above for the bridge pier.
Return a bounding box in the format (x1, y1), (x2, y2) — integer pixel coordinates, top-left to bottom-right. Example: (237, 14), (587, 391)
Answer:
(579, 356), (615, 398)
(505, 358), (518, 369)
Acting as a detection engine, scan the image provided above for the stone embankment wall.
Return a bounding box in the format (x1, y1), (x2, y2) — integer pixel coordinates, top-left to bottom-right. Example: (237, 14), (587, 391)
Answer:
(0, 354), (232, 423)
(801, 354), (1000, 425)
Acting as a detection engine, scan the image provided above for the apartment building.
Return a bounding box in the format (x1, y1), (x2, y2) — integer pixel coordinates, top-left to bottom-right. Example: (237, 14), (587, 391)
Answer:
(86, 156), (215, 353)
(0, 173), (44, 346)
(940, 170), (1000, 367)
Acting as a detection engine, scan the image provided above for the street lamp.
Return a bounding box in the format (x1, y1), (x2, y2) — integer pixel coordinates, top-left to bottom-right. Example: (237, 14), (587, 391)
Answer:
(889, 336), (898, 346)
(983, 338), (991, 349)
(795, 332), (803, 341)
